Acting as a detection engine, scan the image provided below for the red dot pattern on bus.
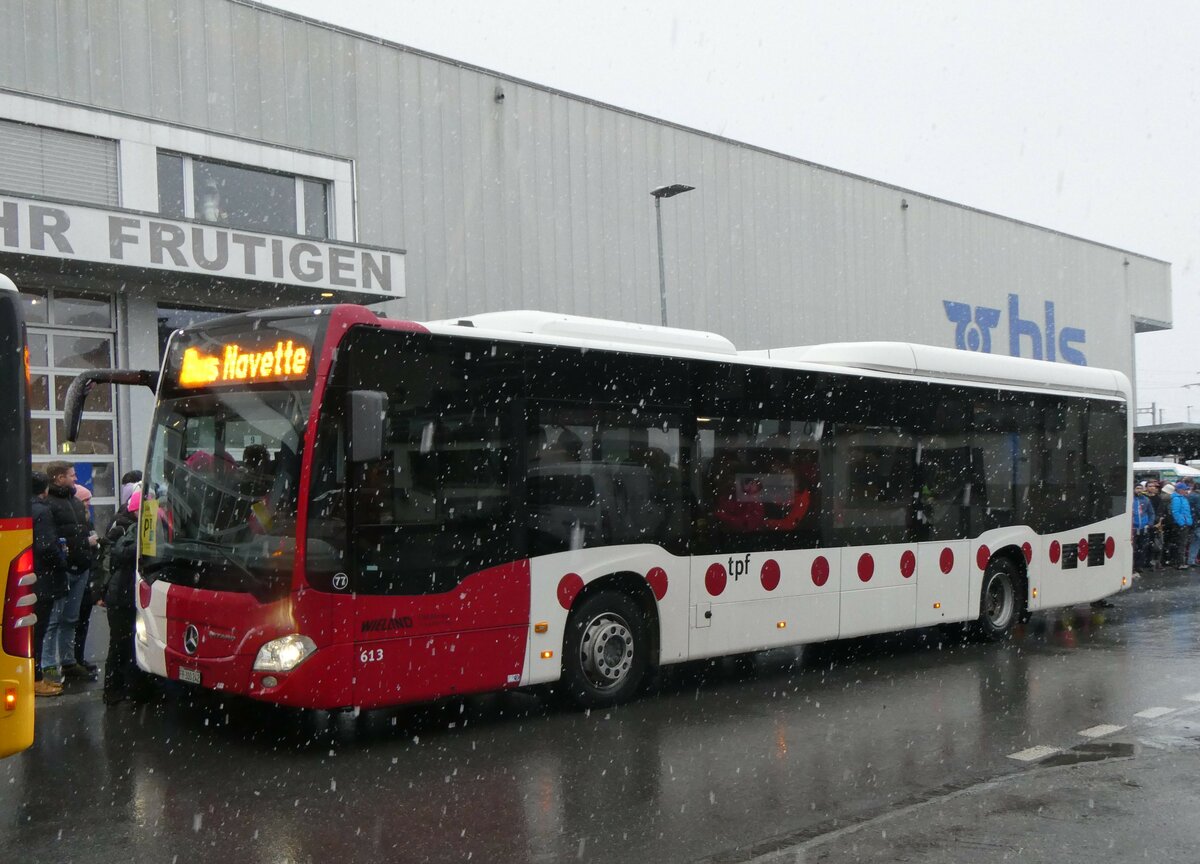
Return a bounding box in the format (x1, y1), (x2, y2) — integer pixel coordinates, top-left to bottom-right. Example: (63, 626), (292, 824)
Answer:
(976, 545), (990, 571)
(857, 553), (874, 582)
(940, 547), (954, 574)
(1049, 540), (1061, 564)
(760, 559), (781, 592)
(900, 550), (916, 579)
(811, 556), (830, 587)
(557, 573), (584, 610)
(1105, 536), (1115, 559)
(646, 567), (669, 601)
(1078, 538), (1089, 560)
(1022, 542), (1033, 564)
(705, 563), (727, 597)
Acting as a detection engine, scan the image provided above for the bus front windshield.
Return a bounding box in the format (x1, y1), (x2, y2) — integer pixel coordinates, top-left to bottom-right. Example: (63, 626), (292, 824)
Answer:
(141, 388), (310, 600)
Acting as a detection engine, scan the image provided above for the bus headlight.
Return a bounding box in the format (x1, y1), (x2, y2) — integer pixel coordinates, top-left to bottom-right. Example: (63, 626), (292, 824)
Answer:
(135, 613), (148, 645)
(253, 635), (317, 673)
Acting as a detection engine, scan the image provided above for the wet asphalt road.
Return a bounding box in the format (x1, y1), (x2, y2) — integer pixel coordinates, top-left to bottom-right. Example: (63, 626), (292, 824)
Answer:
(4, 570), (1200, 864)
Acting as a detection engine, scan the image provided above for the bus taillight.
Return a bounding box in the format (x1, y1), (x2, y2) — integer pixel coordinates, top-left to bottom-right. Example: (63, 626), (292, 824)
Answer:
(3, 548), (36, 658)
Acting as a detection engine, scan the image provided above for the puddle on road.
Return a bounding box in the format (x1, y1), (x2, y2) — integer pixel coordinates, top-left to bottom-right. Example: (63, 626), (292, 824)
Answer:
(1040, 741), (1135, 767)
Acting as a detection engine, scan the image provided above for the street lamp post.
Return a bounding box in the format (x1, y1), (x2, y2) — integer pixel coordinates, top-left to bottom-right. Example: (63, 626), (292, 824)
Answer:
(651, 184), (694, 327)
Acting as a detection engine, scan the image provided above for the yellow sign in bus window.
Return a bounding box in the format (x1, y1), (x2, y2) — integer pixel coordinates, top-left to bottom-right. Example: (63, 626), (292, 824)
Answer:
(178, 340), (310, 388)
(140, 498), (158, 558)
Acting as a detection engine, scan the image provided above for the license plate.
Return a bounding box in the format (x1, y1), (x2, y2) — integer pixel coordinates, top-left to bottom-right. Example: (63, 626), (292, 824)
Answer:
(178, 666), (201, 685)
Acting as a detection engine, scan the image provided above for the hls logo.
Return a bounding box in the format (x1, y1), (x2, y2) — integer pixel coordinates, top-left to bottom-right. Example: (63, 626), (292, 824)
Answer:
(943, 294), (1087, 366)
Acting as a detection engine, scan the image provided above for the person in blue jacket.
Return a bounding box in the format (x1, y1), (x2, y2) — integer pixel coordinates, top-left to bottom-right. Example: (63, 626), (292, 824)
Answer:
(1167, 483), (1194, 570)
(1132, 482), (1155, 572)
(1186, 481), (1200, 567)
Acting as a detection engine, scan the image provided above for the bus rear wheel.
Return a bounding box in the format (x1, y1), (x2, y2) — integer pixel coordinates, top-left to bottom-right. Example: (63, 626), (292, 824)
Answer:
(561, 591), (649, 709)
(975, 555), (1021, 640)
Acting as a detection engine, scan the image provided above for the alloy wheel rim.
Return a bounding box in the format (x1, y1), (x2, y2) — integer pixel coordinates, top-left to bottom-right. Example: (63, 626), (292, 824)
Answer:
(985, 572), (1014, 628)
(579, 612), (635, 691)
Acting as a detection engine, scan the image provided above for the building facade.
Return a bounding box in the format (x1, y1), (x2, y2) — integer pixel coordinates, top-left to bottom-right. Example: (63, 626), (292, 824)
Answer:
(0, 0), (1171, 528)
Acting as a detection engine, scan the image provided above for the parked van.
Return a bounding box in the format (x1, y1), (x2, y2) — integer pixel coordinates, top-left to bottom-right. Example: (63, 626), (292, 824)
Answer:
(1133, 461), (1200, 485)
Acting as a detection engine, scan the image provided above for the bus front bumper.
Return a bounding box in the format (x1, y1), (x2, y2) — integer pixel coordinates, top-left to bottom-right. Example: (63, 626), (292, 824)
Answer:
(135, 626), (355, 710)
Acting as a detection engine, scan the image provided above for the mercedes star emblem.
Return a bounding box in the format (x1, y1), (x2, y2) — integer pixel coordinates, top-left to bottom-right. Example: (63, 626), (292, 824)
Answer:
(183, 624), (200, 655)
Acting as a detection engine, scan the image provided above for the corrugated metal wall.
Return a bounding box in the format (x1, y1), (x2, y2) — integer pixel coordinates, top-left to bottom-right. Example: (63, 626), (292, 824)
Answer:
(0, 0), (1171, 374)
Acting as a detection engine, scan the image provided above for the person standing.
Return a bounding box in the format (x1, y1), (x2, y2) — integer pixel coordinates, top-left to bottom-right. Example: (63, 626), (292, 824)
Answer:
(1131, 482), (1155, 573)
(30, 472), (65, 697)
(40, 462), (98, 685)
(100, 490), (142, 705)
(1147, 480), (1167, 568)
(1186, 481), (1200, 567)
(1168, 483), (1194, 571)
(72, 483), (100, 678)
(118, 470), (142, 510)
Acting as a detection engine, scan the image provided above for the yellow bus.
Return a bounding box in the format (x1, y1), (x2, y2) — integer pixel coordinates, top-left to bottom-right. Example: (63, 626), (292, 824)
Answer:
(0, 273), (35, 758)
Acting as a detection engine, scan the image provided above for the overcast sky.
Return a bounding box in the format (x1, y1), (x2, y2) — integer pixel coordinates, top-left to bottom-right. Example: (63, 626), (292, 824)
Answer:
(268, 0), (1199, 426)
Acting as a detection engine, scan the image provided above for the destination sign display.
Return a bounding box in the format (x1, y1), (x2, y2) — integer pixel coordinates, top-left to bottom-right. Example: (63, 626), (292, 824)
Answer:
(177, 339), (312, 388)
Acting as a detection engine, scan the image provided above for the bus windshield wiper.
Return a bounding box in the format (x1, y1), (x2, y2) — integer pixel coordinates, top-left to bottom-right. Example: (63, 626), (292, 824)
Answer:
(166, 538), (263, 587)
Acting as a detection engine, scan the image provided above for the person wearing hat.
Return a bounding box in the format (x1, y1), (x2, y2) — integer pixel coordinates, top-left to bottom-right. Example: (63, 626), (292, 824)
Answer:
(1132, 482), (1155, 572)
(98, 490), (144, 705)
(1165, 484), (1194, 570)
(1146, 480), (1168, 568)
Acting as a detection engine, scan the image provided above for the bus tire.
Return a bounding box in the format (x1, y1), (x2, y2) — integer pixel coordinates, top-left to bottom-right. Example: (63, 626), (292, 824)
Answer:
(974, 555), (1021, 641)
(333, 707), (360, 744)
(728, 651), (758, 678)
(300, 708), (335, 744)
(561, 590), (649, 709)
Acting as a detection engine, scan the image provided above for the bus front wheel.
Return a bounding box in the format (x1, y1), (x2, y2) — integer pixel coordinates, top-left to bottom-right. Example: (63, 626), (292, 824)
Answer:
(561, 591), (649, 709)
(974, 555), (1021, 640)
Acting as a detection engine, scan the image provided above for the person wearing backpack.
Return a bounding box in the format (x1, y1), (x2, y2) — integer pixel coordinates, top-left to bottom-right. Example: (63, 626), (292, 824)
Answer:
(99, 489), (142, 705)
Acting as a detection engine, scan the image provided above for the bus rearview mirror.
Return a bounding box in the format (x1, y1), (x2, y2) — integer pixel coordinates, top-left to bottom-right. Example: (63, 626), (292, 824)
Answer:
(62, 369), (158, 443)
(348, 390), (388, 462)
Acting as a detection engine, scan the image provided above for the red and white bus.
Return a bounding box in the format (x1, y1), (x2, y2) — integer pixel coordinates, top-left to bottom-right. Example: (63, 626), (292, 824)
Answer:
(65, 305), (1131, 710)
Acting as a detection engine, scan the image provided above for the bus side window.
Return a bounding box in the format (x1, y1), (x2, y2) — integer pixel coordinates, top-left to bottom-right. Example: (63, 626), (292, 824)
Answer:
(692, 417), (821, 553)
(525, 405), (685, 556)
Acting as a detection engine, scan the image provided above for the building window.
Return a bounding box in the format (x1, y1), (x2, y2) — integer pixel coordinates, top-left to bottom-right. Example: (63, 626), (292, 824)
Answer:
(156, 152), (186, 219)
(0, 119), (119, 206)
(156, 152), (331, 240)
(20, 286), (120, 531)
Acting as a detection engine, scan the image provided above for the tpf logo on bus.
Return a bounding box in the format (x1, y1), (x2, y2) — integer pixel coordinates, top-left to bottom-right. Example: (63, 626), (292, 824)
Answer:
(943, 294), (1087, 366)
